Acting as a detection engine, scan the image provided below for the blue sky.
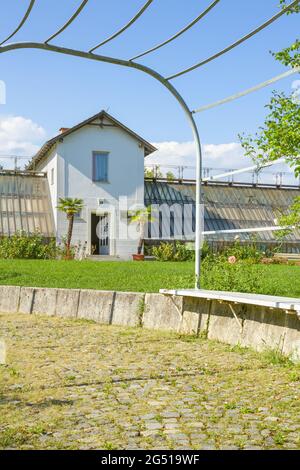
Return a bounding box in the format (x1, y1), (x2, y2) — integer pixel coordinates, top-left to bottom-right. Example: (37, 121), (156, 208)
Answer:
(0, 0), (299, 179)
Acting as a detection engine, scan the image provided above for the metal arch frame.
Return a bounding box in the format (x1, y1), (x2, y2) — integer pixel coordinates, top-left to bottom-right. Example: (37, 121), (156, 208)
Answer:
(89, 0), (153, 53)
(193, 66), (300, 113)
(0, 0), (36, 46)
(167, 0), (300, 80)
(129, 0), (220, 61)
(0, 41), (203, 288)
(45, 0), (89, 44)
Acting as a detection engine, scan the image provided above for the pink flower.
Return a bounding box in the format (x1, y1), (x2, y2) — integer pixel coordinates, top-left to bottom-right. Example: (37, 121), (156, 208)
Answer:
(228, 256), (237, 264)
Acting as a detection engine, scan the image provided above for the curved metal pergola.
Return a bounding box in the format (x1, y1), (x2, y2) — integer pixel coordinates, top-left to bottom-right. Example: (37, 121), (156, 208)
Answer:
(0, 0), (298, 288)
(129, 0), (220, 61)
(45, 0), (89, 44)
(166, 1), (298, 79)
(0, 0), (36, 46)
(89, 0), (154, 53)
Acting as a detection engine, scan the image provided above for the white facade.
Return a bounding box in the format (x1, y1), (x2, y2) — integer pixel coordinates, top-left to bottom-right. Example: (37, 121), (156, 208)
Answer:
(34, 112), (155, 259)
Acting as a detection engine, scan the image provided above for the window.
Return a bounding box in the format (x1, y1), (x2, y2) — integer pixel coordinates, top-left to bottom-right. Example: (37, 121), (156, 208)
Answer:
(74, 209), (82, 219)
(50, 168), (54, 185)
(93, 152), (109, 182)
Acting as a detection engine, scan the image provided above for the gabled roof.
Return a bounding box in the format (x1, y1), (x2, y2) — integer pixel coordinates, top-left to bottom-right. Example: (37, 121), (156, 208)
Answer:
(28, 110), (157, 169)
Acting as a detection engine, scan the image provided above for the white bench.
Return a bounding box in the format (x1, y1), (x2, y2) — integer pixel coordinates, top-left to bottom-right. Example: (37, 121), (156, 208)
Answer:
(160, 289), (300, 317)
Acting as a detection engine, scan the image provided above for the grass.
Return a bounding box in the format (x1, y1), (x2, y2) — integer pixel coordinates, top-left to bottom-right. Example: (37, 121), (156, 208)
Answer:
(0, 259), (299, 296)
(262, 347), (294, 367)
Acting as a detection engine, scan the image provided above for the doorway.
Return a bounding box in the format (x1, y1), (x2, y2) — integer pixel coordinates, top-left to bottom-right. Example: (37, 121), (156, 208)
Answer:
(91, 212), (110, 255)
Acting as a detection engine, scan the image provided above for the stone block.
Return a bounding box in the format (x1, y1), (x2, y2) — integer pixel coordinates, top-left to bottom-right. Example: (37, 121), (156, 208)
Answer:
(77, 289), (115, 324)
(56, 288), (80, 318)
(143, 293), (182, 332)
(112, 292), (145, 327)
(181, 297), (211, 335)
(282, 312), (300, 361)
(18, 287), (35, 314)
(31, 288), (57, 316)
(0, 286), (20, 313)
(207, 301), (243, 345)
(241, 305), (287, 352)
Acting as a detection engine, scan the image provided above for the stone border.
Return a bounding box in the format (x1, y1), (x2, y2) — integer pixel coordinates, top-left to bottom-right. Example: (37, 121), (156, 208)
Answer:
(0, 286), (299, 362)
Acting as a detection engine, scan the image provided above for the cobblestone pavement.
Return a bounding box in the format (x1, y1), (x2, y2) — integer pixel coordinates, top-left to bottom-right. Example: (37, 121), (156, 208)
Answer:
(0, 313), (299, 450)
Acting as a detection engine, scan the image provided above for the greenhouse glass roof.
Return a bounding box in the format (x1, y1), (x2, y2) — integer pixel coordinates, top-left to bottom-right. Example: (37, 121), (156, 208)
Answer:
(145, 181), (300, 243)
(0, 172), (54, 237)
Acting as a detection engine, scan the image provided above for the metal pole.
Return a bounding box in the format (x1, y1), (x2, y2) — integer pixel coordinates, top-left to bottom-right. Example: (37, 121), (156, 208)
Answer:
(189, 121), (202, 289)
(192, 67), (300, 114)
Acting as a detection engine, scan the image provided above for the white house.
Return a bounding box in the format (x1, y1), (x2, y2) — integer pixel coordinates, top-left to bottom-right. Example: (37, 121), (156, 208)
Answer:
(28, 110), (156, 259)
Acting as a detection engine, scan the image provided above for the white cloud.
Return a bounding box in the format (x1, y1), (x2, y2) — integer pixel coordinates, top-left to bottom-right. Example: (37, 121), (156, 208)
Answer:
(0, 80), (5, 105)
(148, 140), (251, 169)
(292, 80), (300, 104)
(147, 140), (298, 184)
(0, 115), (46, 168)
(292, 80), (300, 90)
(203, 142), (247, 168)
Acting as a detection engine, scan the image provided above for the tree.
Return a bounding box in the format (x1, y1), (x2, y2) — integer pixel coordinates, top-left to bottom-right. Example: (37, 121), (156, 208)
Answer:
(57, 198), (84, 258)
(239, 92), (300, 175)
(239, 3), (300, 232)
(129, 206), (153, 255)
(276, 197), (300, 238)
(144, 166), (163, 179)
(166, 171), (175, 181)
(279, 0), (300, 15)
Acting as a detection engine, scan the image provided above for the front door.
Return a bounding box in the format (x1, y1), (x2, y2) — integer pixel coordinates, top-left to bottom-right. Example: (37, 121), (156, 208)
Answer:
(99, 213), (110, 255)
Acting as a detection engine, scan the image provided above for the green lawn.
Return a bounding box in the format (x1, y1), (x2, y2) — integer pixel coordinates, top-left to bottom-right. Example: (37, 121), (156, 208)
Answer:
(0, 259), (299, 297)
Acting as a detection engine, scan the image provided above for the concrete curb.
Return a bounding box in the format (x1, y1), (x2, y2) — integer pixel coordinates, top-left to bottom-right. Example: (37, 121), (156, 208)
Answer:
(143, 293), (183, 332)
(77, 289), (115, 324)
(0, 285), (299, 362)
(112, 292), (145, 327)
(0, 286), (20, 313)
(18, 287), (35, 314)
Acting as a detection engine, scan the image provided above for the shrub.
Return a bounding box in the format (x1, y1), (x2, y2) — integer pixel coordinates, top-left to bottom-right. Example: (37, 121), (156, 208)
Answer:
(223, 240), (264, 263)
(152, 242), (174, 261)
(152, 241), (194, 262)
(202, 254), (264, 293)
(173, 242), (194, 261)
(0, 231), (59, 260)
(201, 240), (212, 260)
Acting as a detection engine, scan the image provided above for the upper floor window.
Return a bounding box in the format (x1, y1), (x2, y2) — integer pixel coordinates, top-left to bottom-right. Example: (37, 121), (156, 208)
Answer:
(93, 152), (109, 182)
(50, 168), (54, 185)
(74, 208), (82, 219)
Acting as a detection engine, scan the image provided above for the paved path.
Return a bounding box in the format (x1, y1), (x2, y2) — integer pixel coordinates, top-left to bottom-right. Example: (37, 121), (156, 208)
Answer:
(0, 314), (299, 450)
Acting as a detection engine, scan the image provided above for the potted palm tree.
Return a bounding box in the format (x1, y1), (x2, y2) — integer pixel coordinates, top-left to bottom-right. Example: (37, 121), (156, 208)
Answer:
(57, 197), (84, 259)
(129, 206), (153, 261)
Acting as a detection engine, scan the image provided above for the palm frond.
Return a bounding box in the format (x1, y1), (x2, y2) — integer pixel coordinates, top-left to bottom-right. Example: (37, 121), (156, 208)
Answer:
(57, 197), (84, 214)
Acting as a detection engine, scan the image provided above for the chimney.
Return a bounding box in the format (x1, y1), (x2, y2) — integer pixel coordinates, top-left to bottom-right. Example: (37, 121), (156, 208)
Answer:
(59, 127), (70, 134)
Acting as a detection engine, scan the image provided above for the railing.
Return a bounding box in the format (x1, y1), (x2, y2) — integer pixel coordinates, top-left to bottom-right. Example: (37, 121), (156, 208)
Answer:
(145, 164), (300, 188)
(0, 168), (46, 177)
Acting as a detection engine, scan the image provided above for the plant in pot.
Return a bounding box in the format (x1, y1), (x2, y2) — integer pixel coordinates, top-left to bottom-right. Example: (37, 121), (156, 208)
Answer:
(129, 206), (153, 261)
